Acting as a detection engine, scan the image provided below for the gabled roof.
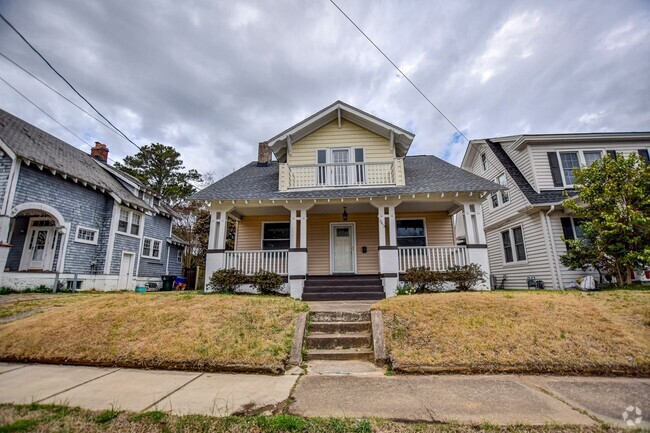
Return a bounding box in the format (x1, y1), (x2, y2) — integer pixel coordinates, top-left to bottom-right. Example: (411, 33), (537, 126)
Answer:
(462, 132), (650, 206)
(190, 155), (503, 201)
(462, 131), (650, 167)
(267, 101), (415, 163)
(0, 108), (152, 212)
(484, 139), (577, 205)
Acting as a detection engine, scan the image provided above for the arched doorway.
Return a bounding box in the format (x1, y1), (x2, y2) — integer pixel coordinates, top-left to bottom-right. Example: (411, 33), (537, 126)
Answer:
(9, 202), (66, 272)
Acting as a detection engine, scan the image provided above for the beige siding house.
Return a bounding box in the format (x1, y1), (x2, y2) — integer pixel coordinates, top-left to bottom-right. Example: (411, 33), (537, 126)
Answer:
(461, 133), (650, 289)
(192, 101), (503, 300)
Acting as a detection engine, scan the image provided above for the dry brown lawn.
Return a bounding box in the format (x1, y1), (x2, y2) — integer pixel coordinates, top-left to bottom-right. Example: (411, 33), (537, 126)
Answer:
(0, 293), (99, 320)
(0, 292), (307, 373)
(374, 290), (650, 375)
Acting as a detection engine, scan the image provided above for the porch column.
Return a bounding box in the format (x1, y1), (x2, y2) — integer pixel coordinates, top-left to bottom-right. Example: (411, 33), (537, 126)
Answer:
(372, 201), (400, 297)
(285, 204), (312, 299)
(205, 204), (233, 290)
(461, 202), (489, 290)
(0, 216), (11, 274)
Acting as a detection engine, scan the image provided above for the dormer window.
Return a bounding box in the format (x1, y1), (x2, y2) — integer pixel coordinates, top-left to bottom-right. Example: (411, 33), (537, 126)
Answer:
(481, 153), (487, 171)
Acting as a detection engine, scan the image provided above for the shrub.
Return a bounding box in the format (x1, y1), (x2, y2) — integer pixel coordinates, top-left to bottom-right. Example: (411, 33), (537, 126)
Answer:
(206, 268), (247, 293)
(395, 282), (416, 296)
(403, 266), (446, 293)
(446, 263), (486, 291)
(251, 269), (285, 295)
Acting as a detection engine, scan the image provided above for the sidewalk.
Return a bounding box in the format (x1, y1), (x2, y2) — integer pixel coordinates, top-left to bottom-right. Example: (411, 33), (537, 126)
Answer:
(0, 361), (648, 428)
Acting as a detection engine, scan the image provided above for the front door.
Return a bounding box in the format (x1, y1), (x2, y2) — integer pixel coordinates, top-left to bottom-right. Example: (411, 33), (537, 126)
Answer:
(118, 252), (134, 290)
(331, 223), (355, 274)
(20, 218), (56, 271)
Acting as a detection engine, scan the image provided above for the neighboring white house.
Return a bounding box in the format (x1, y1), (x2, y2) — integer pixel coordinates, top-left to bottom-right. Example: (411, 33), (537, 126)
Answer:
(461, 132), (650, 289)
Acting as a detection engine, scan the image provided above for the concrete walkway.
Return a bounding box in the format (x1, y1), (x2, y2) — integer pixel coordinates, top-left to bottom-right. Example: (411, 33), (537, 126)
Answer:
(0, 362), (648, 428)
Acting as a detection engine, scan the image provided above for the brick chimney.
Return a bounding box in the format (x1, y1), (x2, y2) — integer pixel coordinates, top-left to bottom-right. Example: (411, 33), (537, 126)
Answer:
(91, 142), (109, 163)
(257, 142), (272, 166)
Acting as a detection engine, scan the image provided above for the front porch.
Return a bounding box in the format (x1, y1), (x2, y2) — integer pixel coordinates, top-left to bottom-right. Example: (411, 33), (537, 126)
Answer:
(205, 197), (489, 299)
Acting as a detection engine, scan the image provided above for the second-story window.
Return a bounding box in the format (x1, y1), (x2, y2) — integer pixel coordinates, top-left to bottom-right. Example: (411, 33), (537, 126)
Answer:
(317, 150), (327, 185)
(481, 152), (487, 171)
(117, 208), (142, 236)
(491, 173), (510, 209)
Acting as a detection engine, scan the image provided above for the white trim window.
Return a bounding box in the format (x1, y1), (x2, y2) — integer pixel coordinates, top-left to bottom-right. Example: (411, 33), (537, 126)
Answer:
(557, 150), (603, 186)
(396, 219), (427, 247)
(75, 226), (99, 245)
(117, 208), (143, 237)
(262, 222), (290, 250)
(177, 249), (183, 263)
(491, 173), (510, 208)
(480, 152), (487, 171)
(142, 237), (162, 259)
(501, 226), (526, 263)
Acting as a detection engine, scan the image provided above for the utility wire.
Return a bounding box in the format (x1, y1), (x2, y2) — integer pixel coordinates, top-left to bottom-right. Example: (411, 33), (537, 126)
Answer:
(0, 75), (92, 147)
(0, 75), (119, 164)
(0, 51), (124, 141)
(328, 0), (470, 144)
(0, 13), (141, 150)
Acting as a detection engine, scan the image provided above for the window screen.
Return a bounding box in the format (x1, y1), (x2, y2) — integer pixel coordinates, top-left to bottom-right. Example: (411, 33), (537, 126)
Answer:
(262, 223), (290, 250)
(396, 219), (426, 247)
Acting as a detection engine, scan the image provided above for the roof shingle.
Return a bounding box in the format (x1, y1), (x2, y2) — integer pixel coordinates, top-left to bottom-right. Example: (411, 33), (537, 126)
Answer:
(191, 155), (504, 201)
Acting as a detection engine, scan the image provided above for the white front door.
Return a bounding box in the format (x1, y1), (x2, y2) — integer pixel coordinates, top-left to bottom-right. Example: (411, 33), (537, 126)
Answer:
(118, 252), (134, 290)
(331, 223), (355, 273)
(20, 218), (56, 271)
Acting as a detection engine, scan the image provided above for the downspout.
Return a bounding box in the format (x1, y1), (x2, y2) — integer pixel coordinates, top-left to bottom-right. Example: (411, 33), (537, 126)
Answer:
(544, 205), (563, 289)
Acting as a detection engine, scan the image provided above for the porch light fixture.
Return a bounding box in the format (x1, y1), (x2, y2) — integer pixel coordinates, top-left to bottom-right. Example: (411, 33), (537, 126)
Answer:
(342, 207), (348, 221)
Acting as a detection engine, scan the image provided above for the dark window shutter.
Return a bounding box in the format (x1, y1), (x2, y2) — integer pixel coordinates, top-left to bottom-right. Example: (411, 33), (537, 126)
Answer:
(547, 152), (563, 187)
(560, 217), (574, 249)
(606, 150), (617, 160)
(638, 149), (650, 164)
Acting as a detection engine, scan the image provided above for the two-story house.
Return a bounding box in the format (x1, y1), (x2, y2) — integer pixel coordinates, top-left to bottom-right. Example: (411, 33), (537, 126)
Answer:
(0, 109), (185, 291)
(461, 133), (650, 289)
(191, 101), (503, 300)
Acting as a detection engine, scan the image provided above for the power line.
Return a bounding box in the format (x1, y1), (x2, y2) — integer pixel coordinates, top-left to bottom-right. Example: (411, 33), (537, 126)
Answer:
(0, 75), (119, 164)
(0, 51), (124, 140)
(0, 75), (92, 147)
(328, 0), (470, 144)
(0, 13), (141, 150)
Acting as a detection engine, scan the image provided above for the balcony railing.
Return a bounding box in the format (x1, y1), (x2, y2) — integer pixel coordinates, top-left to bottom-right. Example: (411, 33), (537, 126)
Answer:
(398, 246), (468, 272)
(287, 161), (395, 189)
(224, 250), (288, 275)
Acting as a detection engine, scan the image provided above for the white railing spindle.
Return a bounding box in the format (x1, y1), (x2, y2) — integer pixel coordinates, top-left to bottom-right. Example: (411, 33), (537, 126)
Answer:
(398, 246), (469, 273)
(223, 250), (289, 275)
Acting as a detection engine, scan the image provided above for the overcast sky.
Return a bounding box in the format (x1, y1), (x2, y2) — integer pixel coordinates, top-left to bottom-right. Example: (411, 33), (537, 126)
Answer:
(0, 0), (648, 180)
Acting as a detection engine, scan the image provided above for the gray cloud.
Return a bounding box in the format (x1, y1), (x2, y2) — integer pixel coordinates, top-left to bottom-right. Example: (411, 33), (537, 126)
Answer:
(1, 0), (648, 179)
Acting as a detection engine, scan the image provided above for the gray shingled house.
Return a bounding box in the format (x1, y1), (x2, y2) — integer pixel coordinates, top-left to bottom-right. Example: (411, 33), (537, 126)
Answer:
(0, 109), (186, 291)
(191, 101), (503, 300)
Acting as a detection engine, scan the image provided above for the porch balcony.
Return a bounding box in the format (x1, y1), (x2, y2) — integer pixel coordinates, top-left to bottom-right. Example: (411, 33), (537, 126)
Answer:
(398, 246), (469, 272)
(279, 158), (405, 190)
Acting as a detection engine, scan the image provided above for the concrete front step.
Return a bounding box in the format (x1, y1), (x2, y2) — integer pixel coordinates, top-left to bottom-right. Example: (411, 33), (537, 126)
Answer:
(303, 292), (385, 301)
(310, 311), (370, 323)
(310, 321), (371, 333)
(303, 286), (384, 294)
(305, 348), (374, 361)
(306, 332), (371, 350)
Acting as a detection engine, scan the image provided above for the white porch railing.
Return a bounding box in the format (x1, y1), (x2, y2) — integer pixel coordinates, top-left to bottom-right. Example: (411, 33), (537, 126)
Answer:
(398, 246), (469, 272)
(288, 162), (395, 189)
(224, 250), (289, 275)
